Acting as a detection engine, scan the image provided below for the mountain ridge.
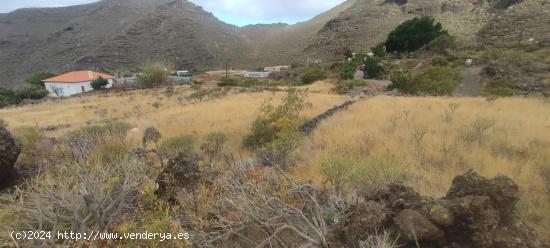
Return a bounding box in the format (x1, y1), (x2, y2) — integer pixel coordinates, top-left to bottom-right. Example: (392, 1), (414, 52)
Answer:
(0, 0), (548, 88)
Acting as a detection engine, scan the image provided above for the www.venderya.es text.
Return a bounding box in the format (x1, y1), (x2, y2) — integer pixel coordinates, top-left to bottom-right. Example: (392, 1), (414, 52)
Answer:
(11, 231), (190, 242)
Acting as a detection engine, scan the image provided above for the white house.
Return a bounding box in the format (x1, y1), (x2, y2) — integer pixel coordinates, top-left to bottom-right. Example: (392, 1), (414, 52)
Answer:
(42, 71), (115, 97)
(243, 71), (271, 78)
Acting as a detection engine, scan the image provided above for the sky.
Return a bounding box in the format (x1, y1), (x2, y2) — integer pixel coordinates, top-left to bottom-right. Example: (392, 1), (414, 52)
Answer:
(0, 0), (346, 26)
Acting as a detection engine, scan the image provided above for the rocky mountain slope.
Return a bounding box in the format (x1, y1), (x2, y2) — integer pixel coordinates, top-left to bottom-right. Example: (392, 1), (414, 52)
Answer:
(306, 0), (550, 62)
(0, 0), (548, 88)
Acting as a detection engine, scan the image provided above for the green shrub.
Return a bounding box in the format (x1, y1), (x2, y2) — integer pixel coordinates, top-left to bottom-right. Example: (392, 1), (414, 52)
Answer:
(428, 34), (457, 54)
(158, 134), (197, 158)
(385, 16), (447, 53)
(25, 72), (56, 86)
(365, 56), (385, 79)
(0, 88), (21, 108)
(339, 63), (356, 80)
(244, 89), (306, 149)
(482, 77), (520, 97)
(301, 67), (328, 84)
(137, 62), (170, 88)
(241, 78), (262, 87)
(351, 155), (407, 193)
(390, 67), (460, 95)
(389, 70), (412, 91)
(335, 79), (369, 94)
(432, 55), (449, 66)
(257, 130), (304, 167)
(90, 76), (109, 90)
(17, 86), (49, 100)
(372, 43), (386, 57)
(218, 77), (242, 87)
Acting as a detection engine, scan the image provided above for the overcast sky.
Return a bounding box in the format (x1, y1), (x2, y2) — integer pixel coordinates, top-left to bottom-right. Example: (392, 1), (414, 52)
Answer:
(0, 0), (346, 26)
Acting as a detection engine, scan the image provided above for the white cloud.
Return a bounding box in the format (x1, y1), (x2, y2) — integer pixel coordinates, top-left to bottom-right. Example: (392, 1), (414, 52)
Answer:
(0, 0), (347, 26)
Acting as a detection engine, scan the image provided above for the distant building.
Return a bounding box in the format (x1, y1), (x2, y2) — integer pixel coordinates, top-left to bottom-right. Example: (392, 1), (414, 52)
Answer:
(42, 71), (115, 97)
(264, 65), (290, 72)
(243, 71), (271, 78)
(173, 70), (193, 84)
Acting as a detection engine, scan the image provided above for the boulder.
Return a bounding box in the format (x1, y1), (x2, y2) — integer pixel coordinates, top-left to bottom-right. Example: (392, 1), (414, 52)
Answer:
(331, 170), (549, 248)
(0, 127), (20, 186)
(155, 152), (201, 202)
(394, 209), (444, 241)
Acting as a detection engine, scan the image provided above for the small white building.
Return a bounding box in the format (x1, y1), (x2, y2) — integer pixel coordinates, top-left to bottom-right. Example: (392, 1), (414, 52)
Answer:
(42, 71), (115, 97)
(264, 65), (290, 72)
(243, 71), (271, 78)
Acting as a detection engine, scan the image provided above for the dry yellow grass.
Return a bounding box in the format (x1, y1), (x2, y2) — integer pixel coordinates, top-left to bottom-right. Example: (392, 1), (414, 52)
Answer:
(294, 96), (550, 237)
(0, 85), (345, 150)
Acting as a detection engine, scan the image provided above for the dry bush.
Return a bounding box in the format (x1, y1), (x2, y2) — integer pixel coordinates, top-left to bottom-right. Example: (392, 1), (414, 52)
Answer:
(320, 154), (407, 195)
(64, 121), (133, 162)
(359, 231), (401, 248)
(158, 134), (197, 159)
(201, 166), (329, 247)
(0, 159), (151, 247)
(143, 126), (161, 148)
(320, 155), (355, 194)
(200, 132), (228, 163)
(0, 119), (6, 128)
(462, 118), (496, 146)
(13, 126), (46, 165)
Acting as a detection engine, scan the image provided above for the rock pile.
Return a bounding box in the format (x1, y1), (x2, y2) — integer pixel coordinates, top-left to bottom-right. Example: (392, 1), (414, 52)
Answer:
(330, 170), (548, 248)
(0, 127), (20, 189)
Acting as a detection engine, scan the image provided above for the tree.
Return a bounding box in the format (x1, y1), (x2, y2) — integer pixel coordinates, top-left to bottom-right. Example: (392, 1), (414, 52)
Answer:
(90, 76), (109, 90)
(384, 17), (447, 53)
(25, 72), (56, 86)
(364, 56), (384, 79)
(137, 61), (171, 88)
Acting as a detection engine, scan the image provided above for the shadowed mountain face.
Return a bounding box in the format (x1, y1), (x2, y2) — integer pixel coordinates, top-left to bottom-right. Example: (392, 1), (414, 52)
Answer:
(0, 0), (548, 88)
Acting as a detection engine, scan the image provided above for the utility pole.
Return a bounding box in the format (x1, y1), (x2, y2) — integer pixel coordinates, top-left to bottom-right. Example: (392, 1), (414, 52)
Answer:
(225, 60), (229, 78)
(518, 29), (524, 45)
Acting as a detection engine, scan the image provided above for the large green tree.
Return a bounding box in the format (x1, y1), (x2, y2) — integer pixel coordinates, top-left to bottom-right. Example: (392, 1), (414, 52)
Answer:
(384, 17), (447, 53)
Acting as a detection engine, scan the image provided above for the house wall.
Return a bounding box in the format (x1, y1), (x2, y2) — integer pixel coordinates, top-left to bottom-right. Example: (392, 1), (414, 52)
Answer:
(243, 72), (271, 78)
(44, 79), (113, 97)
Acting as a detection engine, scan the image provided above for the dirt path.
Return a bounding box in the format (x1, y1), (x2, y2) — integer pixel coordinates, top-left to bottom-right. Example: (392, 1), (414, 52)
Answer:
(458, 66), (483, 96)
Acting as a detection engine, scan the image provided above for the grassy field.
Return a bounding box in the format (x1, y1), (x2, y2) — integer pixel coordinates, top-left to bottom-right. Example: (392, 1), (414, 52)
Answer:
(0, 85), (345, 150)
(1, 83), (550, 240)
(294, 95), (550, 237)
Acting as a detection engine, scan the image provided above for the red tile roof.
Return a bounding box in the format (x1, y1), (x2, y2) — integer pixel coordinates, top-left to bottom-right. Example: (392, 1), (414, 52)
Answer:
(43, 71), (115, 83)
